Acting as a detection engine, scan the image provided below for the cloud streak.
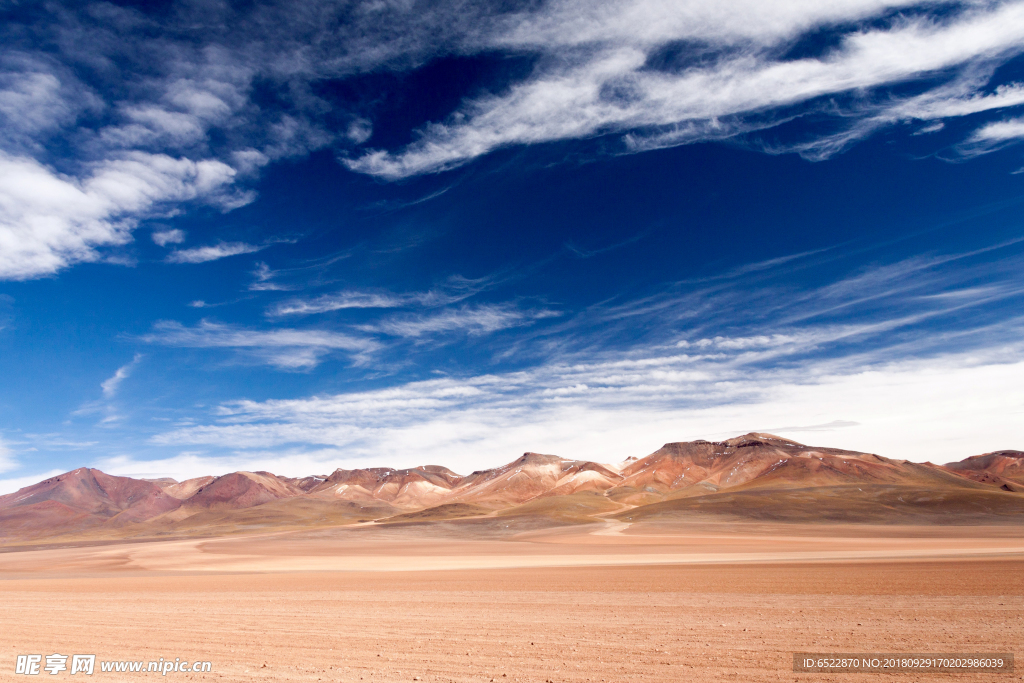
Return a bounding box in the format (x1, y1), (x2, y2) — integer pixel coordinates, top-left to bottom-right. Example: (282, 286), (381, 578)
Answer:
(132, 240), (1024, 475)
(101, 354), (143, 398)
(346, 1), (1024, 177)
(147, 342), (1024, 475)
(140, 320), (379, 369)
(166, 242), (265, 264)
(266, 274), (508, 317)
(269, 290), (407, 316)
(360, 304), (560, 338)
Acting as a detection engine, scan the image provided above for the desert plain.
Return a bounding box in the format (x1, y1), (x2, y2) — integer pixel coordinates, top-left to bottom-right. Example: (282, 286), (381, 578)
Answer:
(2, 434), (1023, 682)
(1, 521), (1023, 683)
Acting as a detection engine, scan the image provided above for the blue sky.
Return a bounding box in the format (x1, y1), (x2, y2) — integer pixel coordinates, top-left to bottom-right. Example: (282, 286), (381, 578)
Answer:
(1, 0), (1024, 490)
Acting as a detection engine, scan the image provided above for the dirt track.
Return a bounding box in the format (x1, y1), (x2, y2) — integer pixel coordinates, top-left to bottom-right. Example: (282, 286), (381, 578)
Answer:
(0, 521), (1022, 682)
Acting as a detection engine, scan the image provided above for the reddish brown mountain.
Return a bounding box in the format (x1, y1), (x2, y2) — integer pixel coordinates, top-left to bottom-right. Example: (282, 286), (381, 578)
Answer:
(160, 476), (216, 500)
(2, 434), (1022, 542)
(611, 433), (958, 501)
(308, 466), (463, 508)
(282, 474), (330, 492)
(183, 471), (305, 509)
(944, 450), (1024, 491)
(0, 468), (181, 537)
(447, 453), (623, 507)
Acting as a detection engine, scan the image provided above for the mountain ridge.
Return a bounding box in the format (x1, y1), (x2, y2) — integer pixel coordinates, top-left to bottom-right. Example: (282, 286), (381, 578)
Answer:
(2, 433), (1022, 541)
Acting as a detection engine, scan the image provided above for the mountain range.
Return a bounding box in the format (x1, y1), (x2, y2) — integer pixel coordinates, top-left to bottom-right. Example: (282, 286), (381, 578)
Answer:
(2, 433), (1022, 542)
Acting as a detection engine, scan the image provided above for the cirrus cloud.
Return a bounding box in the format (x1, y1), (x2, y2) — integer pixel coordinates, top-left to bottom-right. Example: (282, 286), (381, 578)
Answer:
(347, 1), (1024, 177)
(166, 241), (265, 264)
(140, 320), (380, 369)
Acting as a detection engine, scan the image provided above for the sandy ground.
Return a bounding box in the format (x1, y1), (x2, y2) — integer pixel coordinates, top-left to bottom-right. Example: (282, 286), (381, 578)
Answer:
(1, 520), (1022, 682)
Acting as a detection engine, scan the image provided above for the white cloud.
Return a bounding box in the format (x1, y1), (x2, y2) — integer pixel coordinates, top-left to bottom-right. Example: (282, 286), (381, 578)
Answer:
(142, 347), (1024, 477)
(361, 304), (559, 338)
(0, 151), (244, 279)
(489, 0), (924, 48)
(914, 122), (945, 135)
(754, 419), (861, 433)
(346, 1), (1024, 177)
(267, 274), (506, 317)
(152, 229), (186, 246)
(268, 290), (406, 316)
(127, 242), (1024, 476)
(140, 320), (379, 369)
(166, 241), (264, 264)
(970, 116), (1024, 141)
(249, 262), (294, 291)
(0, 36), (264, 280)
(0, 53), (99, 153)
(896, 82), (1024, 121)
(101, 354), (143, 398)
(347, 118), (373, 144)
(776, 78), (1024, 158)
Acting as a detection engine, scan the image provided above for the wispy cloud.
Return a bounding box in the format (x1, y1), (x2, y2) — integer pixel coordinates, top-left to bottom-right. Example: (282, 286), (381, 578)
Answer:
(133, 240), (1024, 476)
(972, 116), (1024, 141)
(564, 231), (648, 258)
(147, 345), (1024, 476)
(508, 238), (1024, 366)
(4, 1), (1024, 279)
(360, 304), (560, 338)
(269, 290), (407, 316)
(266, 273), (506, 317)
(72, 354), (146, 424)
(345, 2), (1024, 177)
(957, 115), (1024, 156)
(166, 242), (265, 264)
(752, 420), (861, 434)
(248, 262), (294, 291)
(140, 320), (379, 369)
(241, 252), (356, 293)
(151, 229), (186, 246)
(101, 354), (143, 398)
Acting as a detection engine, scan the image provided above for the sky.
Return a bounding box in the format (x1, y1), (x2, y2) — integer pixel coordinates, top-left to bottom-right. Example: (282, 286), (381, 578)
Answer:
(1, 0), (1024, 491)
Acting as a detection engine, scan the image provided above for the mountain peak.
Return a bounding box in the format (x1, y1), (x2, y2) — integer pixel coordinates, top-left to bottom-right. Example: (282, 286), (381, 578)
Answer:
(0, 467), (181, 531)
(722, 433), (806, 448)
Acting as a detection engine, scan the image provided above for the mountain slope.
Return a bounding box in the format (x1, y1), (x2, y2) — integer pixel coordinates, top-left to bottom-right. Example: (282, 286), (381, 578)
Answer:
(944, 450), (1024, 491)
(446, 453), (623, 508)
(620, 433), (915, 488)
(308, 467), (461, 508)
(183, 471), (305, 510)
(0, 468), (181, 537)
